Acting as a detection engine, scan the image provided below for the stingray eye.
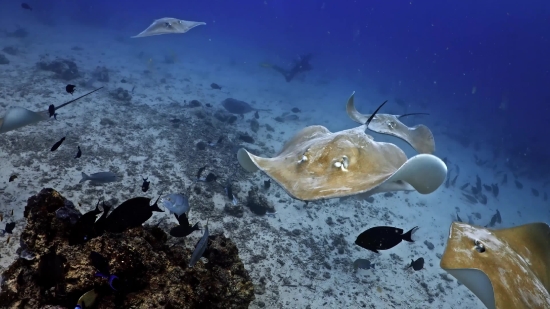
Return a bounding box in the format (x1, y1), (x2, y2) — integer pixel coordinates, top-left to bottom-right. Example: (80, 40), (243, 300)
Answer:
(165, 22), (171, 28)
(179, 20), (183, 24)
(387, 121), (396, 129)
(474, 239), (486, 253)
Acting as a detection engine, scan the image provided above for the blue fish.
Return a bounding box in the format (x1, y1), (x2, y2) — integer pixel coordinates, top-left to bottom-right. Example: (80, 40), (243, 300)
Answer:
(89, 251), (119, 291)
(160, 193), (190, 216)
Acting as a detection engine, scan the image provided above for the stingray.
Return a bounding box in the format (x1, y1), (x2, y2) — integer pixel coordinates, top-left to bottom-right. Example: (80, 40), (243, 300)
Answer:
(440, 222), (550, 309)
(237, 93), (447, 201)
(132, 17), (206, 38)
(222, 98), (270, 115)
(0, 87), (103, 134)
(346, 92), (435, 154)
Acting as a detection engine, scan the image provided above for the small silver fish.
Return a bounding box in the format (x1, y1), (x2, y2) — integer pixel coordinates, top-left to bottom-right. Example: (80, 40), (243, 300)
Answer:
(189, 220), (209, 267)
(160, 193), (190, 217)
(79, 172), (118, 184)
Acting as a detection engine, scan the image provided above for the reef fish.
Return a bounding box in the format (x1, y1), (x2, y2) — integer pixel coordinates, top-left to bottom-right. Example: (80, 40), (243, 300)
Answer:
(160, 193), (190, 216)
(189, 219), (209, 267)
(353, 259), (375, 271)
(104, 196), (163, 233)
(80, 172), (119, 184)
(408, 257), (424, 271)
(170, 213), (200, 238)
(355, 226), (419, 253)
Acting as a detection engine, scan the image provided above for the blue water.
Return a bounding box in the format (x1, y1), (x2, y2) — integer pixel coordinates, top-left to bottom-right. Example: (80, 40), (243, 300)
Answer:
(1, 0), (549, 308)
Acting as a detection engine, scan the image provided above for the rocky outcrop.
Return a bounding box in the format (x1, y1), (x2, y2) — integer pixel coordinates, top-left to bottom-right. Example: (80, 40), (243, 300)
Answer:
(0, 188), (255, 308)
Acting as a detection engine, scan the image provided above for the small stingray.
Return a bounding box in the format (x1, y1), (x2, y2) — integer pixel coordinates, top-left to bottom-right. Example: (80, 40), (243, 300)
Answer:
(441, 222), (550, 309)
(0, 87), (103, 134)
(237, 92), (447, 201)
(222, 98), (270, 115)
(346, 92), (435, 154)
(132, 17), (206, 38)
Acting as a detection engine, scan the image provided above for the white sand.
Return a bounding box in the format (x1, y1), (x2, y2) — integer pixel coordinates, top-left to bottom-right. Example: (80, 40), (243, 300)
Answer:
(0, 18), (548, 309)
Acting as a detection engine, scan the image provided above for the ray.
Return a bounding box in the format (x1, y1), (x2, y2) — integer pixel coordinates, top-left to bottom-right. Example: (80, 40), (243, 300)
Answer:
(132, 17), (206, 38)
(346, 92), (436, 154)
(440, 222), (550, 309)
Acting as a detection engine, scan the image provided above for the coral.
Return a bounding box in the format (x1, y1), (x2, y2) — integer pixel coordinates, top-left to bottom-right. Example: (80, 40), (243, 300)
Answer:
(0, 188), (255, 308)
(37, 59), (81, 81)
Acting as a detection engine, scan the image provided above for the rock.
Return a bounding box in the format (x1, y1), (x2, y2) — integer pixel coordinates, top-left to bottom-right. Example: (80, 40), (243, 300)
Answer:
(0, 188), (255, 308)
(0, 54), (9, 65)
(246, 187), (276, 215)
(424, 240), (435, 250)
(250, 119), (260, 133)
(109, 87), (132, 102)
(37, 59), (81, 80)
(224, 204), (244, 218)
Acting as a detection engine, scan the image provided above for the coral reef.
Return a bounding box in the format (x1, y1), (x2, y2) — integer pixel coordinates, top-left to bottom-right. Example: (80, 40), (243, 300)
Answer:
(37, 59), (81, 80)
(110, 87), (132, 102)
(0, 188), (255, 308)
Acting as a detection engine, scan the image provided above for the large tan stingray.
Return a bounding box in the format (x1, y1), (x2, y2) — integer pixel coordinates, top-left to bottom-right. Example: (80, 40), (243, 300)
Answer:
(346, 92), (435, 154)
(132, 18), (206, 38)
(0, 87), (103, 134)
(441, 222), (550, 309)
(237, 93), (447, 201)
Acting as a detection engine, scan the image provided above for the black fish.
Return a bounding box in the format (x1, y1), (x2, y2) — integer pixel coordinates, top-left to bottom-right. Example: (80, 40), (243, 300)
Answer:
(515, 179), (523, 189)
(141, 177), (150, 192)
(532, 188), (539, 197)
(89, 251), (119, 291)
(74, 146), (82, 158)
(408, 257), (424, 271)
(210, 83), (222, 90)
(2, 222), (15, 234)
(93, 202), (111, 237)
(492, 183), (499, 198)
(37, 247), (66, 289)
(103, 196), (163, 233)
(69, 200), (102, 245)
(355, 226), (419, 253)
(254, 110), (259, 119)
(462, 193), (478, 204)
(239, 134), (255, 143)
(353, 259), (375, 270)
(475, 175), (482, 192)
(471, 187), (479, 195)
(451, 174), (458, 187)
(8, 174), (17, 182)
(204, 173), (217, 182)
(226, 183), (237, 205)
(221, 98), (269, 115)
(264, 179), (271, 190)
(170, 213), (200, 238)
(48, 104), (57, 120)
(483, 184), (492, 192)
(478, 194), (487, 205)
(50, 137), (66, 151)
(291, 107), (301, 113)
(456, 213), (462, 222)
(66, 84), (76, 94)
(21, 3), (32, 10)
(196, 166), (207, 180)
(486, 209), (502, 228)
(460, 183), (469, 190)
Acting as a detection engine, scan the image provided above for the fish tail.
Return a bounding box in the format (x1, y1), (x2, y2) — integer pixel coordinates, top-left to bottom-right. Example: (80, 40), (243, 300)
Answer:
(79, 172), (89, 183)
(402, 226), (419, 242)
(108, 275), (119, 291)
(372, 263), (375, 269)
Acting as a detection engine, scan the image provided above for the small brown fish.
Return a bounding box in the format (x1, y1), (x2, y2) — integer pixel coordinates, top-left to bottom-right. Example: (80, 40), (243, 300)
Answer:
(9, 175), (17, 182)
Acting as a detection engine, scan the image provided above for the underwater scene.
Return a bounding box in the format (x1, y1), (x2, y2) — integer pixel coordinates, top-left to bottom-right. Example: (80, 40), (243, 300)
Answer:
(0, 0), (549, 308)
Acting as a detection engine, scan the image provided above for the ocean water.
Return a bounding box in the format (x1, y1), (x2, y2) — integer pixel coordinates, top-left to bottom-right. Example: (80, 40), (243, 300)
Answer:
(0, 0), (549, 308)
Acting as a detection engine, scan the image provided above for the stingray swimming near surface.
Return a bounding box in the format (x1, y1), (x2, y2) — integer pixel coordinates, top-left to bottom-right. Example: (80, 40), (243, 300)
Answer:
(271, 53), (313, 82)
(132, 17), (206, 38)
(221, 98), (270, 115)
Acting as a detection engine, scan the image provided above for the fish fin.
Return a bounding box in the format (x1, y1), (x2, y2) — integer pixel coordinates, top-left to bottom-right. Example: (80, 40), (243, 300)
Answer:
(402, 226), (419, 242)
(79, 172), (89, 183)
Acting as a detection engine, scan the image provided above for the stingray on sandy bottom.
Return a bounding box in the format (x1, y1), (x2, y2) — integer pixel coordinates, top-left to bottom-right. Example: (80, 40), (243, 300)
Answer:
(222, 98), (270, 115)
(132, 18), (206, 38)
(441, 222), (550, 309)
(0, 87), (103, 134)
(237, 93), (447, 201)
(346, 92), (435, 154)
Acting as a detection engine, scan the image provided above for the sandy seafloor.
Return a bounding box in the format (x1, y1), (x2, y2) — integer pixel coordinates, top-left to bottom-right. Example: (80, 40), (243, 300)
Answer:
(0, 20), (549, 309)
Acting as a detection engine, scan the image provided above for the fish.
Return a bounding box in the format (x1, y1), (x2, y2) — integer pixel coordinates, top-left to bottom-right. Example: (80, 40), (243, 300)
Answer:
(486, 209), (502, 227)
(355, 226), (419, 253)
(170, 213), (200, 238)
(1, 222), (15, 235)
(545, 192), (548, 201)
(532, 188), (539, 197)
(8, 174), (17, 182)
(226, 182), (238, 205)
(80, 171), (119, 184)
(445, 171), (451, 188)
(89, 251), (119, 290)
(501, 174), (507, 184)
(254, 110), (259, 119)
(460, 183), (469, 190)
(141, 177), (150, 192)
(210, 83), (222, 90)
(408, 257), (424, 271)
(204, 173), (217, 182)
(274, 114), (299, 122)
(478, 194), (487, 205)
(456, 213), (462, 222)
(353, 259), (375, 271)
(451, 174), (458, 187)
(462, 193), (478, 204)
(514, 179), (523, 189)
(160, 193), (190, 216)
(491, 183), (499, 198)
(93, 202), (111, 237)
(66, 84), (76, 94)
(74, 146), (82, 158)
(75, 289), (99, 309)
(50, 137), (66, 151)
(264, 179), (271, 190)
(467, 215), (474, 225)
(37, 247), (66, 289)
(48, 104), (57, 120)
(483, 184), (492, 192)
(103, 196), (163, 233)
(221, 98), (269, 115)
(238, 134), (255, 144)
(69, 200), (103, 245)
(207, 136), (224, 147)
(21, 3), (32, 10)
(196, 166), (207, 180)
(189, 219), (210, 267)
(475, 175), (482, 192)
(471, 187), (479, 195)
(291, 107), (301, 113)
